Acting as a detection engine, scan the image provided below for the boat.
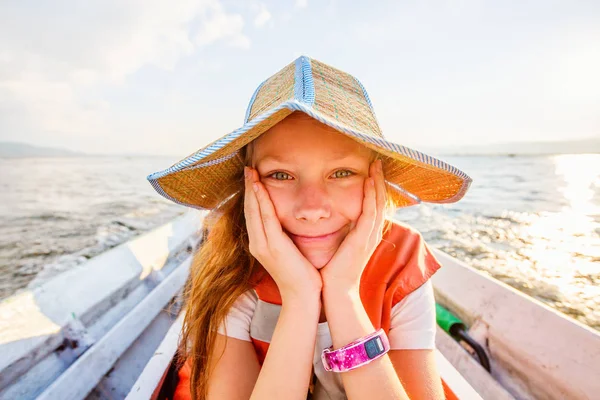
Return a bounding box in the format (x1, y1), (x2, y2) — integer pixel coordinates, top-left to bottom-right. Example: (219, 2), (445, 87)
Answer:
(1, 211), (598, 399)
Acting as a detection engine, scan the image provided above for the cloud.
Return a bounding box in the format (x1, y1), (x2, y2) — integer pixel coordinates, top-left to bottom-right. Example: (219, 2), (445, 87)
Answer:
(0, 0), (250, 140)
(254, 3), (272, 28)
(196, 2), (251, 49)
(295, 0), (308, 8)
(1, 76), (109, 136)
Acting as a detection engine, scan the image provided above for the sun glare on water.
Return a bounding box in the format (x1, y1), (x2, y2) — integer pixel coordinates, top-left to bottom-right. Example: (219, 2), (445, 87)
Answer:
(518, 154), (600, 325)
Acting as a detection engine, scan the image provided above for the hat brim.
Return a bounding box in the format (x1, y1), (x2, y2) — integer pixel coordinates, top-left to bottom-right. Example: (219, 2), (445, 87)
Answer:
(148, 100), (472, 210)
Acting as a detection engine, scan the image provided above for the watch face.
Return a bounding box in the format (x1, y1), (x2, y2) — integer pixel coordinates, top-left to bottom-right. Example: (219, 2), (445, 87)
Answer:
(365, 336), (385, 359)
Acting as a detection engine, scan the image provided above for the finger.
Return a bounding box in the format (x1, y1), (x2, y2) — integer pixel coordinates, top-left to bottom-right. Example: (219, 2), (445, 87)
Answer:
(364, 161), (381, 241)
(355, 173), (377, 245)
(251, 169), (284, 242)
(373, 159), (386, 239)
(244, 167), (267, 248)
(375, 159), (386, 216)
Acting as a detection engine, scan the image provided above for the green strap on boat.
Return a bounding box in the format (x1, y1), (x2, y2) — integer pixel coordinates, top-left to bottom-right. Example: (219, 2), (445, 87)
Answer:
(435, 303), (492, 373)
(436, 303), (464, 334)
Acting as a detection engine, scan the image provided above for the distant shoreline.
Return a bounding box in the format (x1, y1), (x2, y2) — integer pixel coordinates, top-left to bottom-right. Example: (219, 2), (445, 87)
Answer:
(0, 142), (173, 158)
(2, 138), (599, 158)
(2, 153), (598, 160)
(0, 154), (175, 159)
(0, 142), (84, 158)
(432, 152), (600, 157)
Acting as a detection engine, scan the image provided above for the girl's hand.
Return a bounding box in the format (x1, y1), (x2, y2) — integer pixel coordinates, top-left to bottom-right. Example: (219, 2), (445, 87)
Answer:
(320, 159), (387, 292)
(244, 167), (323, 302)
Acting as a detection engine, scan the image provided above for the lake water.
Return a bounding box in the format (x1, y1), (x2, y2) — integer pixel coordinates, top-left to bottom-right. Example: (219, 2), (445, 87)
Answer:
(1, 154), (598, 331)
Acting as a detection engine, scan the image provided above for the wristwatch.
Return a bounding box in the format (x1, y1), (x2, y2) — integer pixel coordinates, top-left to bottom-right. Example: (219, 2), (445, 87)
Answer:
(321, 329), (390, 373)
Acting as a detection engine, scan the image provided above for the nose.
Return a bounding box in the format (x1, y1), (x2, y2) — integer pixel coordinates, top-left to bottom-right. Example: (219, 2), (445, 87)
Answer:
(293, 182), (331, 223)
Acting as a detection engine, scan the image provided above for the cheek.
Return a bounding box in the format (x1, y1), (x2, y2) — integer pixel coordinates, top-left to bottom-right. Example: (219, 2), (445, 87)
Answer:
(333, 184), (364, 221)
(263, 182), (366, 222)
(262, 186), (290, 219)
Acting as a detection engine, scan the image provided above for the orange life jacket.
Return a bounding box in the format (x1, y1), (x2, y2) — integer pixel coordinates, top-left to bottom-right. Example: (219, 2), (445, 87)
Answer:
(250, 219), (441, 364)
(174, 219), (458, 399)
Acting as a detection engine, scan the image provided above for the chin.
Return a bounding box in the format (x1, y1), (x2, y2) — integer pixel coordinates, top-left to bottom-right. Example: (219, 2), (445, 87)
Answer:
(305, 252), (334, 269)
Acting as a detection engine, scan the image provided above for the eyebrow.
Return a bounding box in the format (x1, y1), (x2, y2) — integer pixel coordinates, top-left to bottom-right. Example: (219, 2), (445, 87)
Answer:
(257, 151), (361, 164)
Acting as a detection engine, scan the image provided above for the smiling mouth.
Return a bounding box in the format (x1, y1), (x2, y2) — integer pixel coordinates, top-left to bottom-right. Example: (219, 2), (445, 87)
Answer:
(286, 226), (344, 242)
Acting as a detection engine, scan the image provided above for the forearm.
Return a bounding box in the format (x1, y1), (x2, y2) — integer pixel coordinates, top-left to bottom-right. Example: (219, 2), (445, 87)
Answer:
(250, 293), (321, 400)
(323, 286), (409, 400)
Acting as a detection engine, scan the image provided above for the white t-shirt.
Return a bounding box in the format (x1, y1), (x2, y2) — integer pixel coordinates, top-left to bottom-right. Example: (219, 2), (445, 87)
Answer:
(217, 280), (436, 399)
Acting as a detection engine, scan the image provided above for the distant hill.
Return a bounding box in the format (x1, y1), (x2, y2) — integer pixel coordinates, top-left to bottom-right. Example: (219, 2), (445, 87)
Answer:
(426, 137), (600, 156)
(3, 137), (599, 158)
(0, 142), (84, 158)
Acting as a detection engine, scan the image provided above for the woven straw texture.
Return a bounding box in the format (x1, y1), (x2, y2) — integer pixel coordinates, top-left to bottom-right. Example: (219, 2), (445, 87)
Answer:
(248, 62), (296, 121)
(311, 59), (382, 138)
(149, 56), (471, 211)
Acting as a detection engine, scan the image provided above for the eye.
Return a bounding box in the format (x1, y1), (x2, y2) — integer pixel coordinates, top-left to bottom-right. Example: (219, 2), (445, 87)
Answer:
(269, 171), (293, 180)
(266, 170), (354, 180)
(332, 170), (354, 178)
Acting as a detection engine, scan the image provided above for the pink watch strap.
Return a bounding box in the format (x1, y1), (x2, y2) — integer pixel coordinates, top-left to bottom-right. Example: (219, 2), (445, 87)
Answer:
(321, 329), (390, 373)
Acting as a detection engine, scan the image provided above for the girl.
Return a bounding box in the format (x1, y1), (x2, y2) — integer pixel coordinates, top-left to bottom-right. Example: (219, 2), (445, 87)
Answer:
(148, 56), (472, 399)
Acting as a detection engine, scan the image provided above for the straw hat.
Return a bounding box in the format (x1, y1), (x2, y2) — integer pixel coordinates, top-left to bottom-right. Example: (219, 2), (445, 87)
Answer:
(148, 56), (472, 210)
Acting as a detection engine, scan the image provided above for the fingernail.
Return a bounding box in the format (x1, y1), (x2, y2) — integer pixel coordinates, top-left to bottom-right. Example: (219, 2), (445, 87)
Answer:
(253, 183), (258, 193)
(370, 178), (375, 187)
(378, 159), (383, 171)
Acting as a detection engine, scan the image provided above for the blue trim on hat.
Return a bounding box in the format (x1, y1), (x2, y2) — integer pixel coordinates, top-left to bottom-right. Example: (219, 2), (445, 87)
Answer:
(354, 76), (385, 133)
(147, 104), (296, 182)
(148, 99), (472, 209)
(147, 153), (241, 212)
(385, 181), (422, 205)
(294, 57), (304, 101)
(148, 175), (206, 210)
(278, 101), (472, 203)
(355, 77), (374, 111)
(302, 57), (315, 106)
(293, 56), (315, 106)
(186, 152), (239, 171)
(245, 79), (267, 123)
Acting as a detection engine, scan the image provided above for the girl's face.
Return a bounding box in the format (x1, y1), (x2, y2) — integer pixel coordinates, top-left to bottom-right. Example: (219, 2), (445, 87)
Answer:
(251, 113), (374, 269)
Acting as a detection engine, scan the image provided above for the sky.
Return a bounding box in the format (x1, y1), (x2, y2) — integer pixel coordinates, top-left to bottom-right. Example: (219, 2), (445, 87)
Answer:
(0, 0), (599, 156)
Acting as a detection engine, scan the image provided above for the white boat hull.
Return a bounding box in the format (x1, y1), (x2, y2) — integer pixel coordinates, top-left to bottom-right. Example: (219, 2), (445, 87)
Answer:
(1, 212), (598, 399)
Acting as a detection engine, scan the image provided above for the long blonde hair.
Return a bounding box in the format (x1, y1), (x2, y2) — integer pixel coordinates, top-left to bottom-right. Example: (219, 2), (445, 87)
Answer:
(177, 113), (399, 399)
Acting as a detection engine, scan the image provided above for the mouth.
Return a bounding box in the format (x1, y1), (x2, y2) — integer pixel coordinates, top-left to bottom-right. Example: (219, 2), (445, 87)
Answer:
(286, 226), (345, 243)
